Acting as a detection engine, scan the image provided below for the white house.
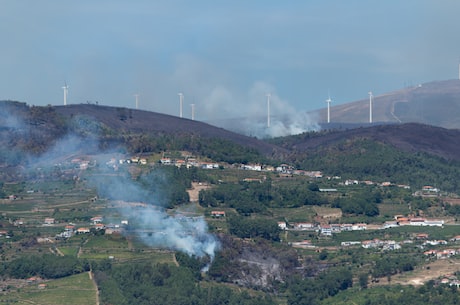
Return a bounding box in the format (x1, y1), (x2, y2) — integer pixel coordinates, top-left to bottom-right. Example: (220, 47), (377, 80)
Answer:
(293, 222), (315, 230)
(44, 218), (55, 225)
(320, 225), (332, 236)
(277, 222), (287, 230)
(352, 223), (367, 231)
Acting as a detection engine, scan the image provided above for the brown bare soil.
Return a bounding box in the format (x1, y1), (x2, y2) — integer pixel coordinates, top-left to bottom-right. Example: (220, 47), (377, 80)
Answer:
(372, 258), (460, 287)
(442, 197), (460, 205)
(187, 182), (212, 203)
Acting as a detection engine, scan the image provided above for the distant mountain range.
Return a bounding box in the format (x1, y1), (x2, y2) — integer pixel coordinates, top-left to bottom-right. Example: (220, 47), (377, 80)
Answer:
(313, 79), (460, 129)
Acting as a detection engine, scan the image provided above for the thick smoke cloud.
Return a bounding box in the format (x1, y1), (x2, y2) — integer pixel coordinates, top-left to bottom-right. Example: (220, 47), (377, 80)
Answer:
(136, 210), (219, 259)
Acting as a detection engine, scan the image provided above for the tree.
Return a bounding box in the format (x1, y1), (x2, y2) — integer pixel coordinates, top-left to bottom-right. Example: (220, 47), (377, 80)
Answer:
(359, 273), (369, 289)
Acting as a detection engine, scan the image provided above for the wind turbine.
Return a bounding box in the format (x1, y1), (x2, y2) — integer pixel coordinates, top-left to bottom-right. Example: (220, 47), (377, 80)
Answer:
(458, 60), (460, 79)
(266, 93), (271, 128)
(62, 83), (69, 106)
(178, 93), (184, 118)
(190, 103), (195, 120)
(325, 94), (332, 123)
(134, 94), (139, 109)
(368, 91), (373, 123)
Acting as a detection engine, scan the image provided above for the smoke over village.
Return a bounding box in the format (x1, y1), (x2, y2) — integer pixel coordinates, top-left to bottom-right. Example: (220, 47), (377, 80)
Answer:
(2, 107), (220, 261)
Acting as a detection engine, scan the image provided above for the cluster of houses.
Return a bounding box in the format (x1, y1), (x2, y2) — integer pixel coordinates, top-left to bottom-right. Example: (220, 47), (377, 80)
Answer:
(320, 176), (412, 189)
(49, 216), (128, 240)
(382, 215), (444, 229)
(277, 221), (367, 236)
(424, 248), (460, 259)
(359, 239), (403, 250)
(292, 233), (460, 255)
(285, 217), (443, 248)
(102, 153), (325, 178)
(291, 238), (403, 251)
(437, 274), (460, 288)
(106, 157), (148, 170)
(332, 178), (442, 197)
(61, 154), (440, 199)
(419, 234), (460, 260)
(159, 158), (324, 176)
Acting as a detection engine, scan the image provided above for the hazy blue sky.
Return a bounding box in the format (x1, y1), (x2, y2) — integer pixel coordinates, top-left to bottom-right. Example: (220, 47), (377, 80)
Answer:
(1, 1), (459, 121)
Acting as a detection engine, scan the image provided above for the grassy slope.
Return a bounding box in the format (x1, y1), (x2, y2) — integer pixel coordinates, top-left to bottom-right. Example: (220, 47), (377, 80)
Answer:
(0, 272), (97, 305)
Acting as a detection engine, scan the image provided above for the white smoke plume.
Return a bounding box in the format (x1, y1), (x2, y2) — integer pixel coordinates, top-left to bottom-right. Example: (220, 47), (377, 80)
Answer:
(88, 168), (220, 261)
(136, 211), (219, 260)
(199, 81), (319, 138)
(2, 106), (219, 261)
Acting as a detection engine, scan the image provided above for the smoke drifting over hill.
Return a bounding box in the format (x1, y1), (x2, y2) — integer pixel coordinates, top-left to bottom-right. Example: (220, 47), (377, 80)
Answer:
(201, 81), (319, 138)
(1, 109), (219, 261)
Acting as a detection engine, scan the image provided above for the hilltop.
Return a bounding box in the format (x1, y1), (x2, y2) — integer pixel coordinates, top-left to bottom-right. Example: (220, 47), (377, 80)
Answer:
(0, 101), (286, 163)
(54, 104), (285, 157)
(273, 123), (460, 162)
(314, 79), (460, 129)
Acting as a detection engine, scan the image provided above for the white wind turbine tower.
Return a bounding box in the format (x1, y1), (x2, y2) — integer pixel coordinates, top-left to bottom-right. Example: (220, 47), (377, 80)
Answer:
(458, 58), (460, 80)
(325, 94), (332, 123)
(62, 83), (69, 106)
(266, 93), (271, 128)
(178, 93), (184, 118)
(134, 94), (139, 109)
(368, 91), (373, 123)
(190, 103), (195, 120)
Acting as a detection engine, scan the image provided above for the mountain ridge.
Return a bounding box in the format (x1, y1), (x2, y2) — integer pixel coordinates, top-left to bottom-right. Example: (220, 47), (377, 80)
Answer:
(2, 100), (460, 164)
(313, 79), (460, 129)
(53, 103), (286, 157)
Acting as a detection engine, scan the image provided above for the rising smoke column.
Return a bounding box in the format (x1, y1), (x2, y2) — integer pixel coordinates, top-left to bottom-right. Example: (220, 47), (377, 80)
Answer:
(200, 81), (320, 138)
(88, 167), (220, 261)
(71, 143), (220, 261)
(135, 210), (219, 260)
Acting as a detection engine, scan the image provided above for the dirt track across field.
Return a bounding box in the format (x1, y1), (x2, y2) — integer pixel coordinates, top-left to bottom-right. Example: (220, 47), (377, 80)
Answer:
(372, 258), (460, 286)
(187, 182), (211, 203)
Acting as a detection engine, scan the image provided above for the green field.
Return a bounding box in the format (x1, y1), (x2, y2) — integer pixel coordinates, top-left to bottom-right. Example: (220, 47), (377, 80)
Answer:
(270, 206), (316, 222)
(0, 272), (97, 305)
(378, 203), (411, 217)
